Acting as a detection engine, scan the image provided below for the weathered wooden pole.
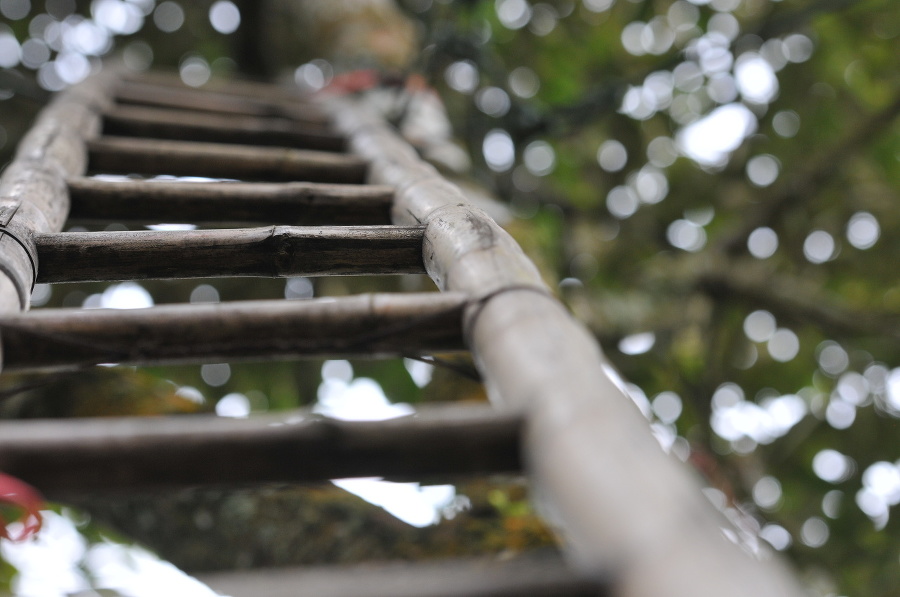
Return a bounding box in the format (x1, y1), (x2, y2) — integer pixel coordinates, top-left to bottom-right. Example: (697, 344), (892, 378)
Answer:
(0, 404), (520, 492)
(67, 178), (394, 225)
(0, 69), (117, 315)
(102, 104), (346, 152)
(87, 137), (367, 183)
(324, 96), (807, 597)
(0, 292), (467, 371)
(34, 225), (426, 282)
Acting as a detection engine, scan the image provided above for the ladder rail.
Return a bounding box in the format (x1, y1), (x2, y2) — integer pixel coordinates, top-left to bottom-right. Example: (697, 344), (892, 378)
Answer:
(0, 68), (809, 597)
(325, 94), (808, 597)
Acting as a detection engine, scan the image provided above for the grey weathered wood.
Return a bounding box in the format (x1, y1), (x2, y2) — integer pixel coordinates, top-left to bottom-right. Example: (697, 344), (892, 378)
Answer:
(103, 104), (346, 152)
(0, 70), (117, 313)
(124, 70), (317, 104)
(196, 555), (607, 597)
(0, 292), (465, 371)
(116, 79), (329, 125)
(88, 136), (367, 183)
(0, 404), (519, 492)
(67, 178), (393, 225)
(325, 96), (807, 597)
(34, 225), (424, 282)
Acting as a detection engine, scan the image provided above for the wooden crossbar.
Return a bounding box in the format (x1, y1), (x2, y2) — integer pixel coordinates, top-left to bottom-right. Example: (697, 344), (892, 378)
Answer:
(196, 555), (607, 597)
(103, 104), (346, 152)
(88, 136), (367, 183)
(35, 225), (424, 282)
(0, 405), (520, 492)
(0, 292), (465, 371)
(116, 80), (330, 124)
(66, 178), (394, 225)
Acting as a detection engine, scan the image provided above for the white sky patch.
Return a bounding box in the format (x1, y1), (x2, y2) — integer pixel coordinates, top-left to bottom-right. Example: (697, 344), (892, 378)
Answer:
(315, 377), (413, 421)
(1, 511), (219, 597)
(146, 223), (197, 231)
(209, 0), (241, 34)
(403, 358), (435, 388)
(735, 52), (779, 104)
(483, 129), (515, 172)
(711, 391), (807, 445)
(445, 60), (479, 94)
(676, 103), (756, 167)
(314, 375), (456, 527)
(618, 332), (656, 355)
(332, 479), (456, 528)
(83, 281), (154, 310)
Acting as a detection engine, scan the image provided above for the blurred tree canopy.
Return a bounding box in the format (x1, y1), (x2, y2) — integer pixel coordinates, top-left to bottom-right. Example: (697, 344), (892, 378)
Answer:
(1, 0), (899, 595)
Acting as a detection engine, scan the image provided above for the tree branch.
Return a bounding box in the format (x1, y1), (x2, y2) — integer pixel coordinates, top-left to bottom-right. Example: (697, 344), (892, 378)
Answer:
(696, 262), (900, 341)
(714, 95), (900, 256)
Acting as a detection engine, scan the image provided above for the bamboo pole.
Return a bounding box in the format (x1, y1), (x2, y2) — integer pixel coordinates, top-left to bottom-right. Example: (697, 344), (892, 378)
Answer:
(103, 105), (346, 152)
(0, 404), (519, 492)
(0, 292), (465, 371)
(324, 96), (807, 597)
(88, 136), (367, 183)
(34, 225), (425, 282)
(67, 178), (393, 225)
(115, 80), (330, 125)
(197, 554), (606, 597)
(0, 70), (117, 314)
(124, 69), (317, 104)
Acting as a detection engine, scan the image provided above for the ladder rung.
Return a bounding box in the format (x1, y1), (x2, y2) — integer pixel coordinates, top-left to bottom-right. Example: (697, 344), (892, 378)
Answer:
(88, 137), (367, 184)
(125, 70), (318, 104)
(116, 80), (329, 124)
(35, 226), (424, 283)
(103, 105), (346, 152)
(0, 292), (465, 371)
(0, 405), (518, 492)
(67, 178), (394, 225)
(196, 555), (607, 597)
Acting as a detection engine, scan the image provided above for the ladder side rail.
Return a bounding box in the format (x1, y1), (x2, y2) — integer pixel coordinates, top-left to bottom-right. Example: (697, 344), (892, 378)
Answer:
(0, 69), (118, 315)
(325, 96), (807, 597)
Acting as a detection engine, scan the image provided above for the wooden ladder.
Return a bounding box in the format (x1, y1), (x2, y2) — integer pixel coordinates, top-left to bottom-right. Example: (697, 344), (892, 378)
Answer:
(0, 67), (804, 597)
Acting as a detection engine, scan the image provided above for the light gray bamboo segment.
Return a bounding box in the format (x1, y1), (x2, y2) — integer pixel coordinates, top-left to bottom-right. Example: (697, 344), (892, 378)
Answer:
(0, 70), (117, 313)
(325, 96), (807, 597)
(34, 226), (425, 283)
(124, 69), (317, 103)
(115, 79), (330, 125)
(88, 136), (367, 184)
(67, 178), (394, 225)
(0, 292), (466, 371)
(0, 404), (519, 492)
(197, 555), (607, 597)
(103, 104), (346, 152)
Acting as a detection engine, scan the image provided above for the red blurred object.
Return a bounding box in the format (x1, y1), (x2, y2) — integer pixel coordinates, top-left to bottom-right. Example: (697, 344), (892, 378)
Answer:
(0, 472), (44, 541)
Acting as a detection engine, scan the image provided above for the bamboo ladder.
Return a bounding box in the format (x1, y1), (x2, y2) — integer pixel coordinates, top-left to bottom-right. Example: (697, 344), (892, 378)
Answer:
(0, 68), (806, 597)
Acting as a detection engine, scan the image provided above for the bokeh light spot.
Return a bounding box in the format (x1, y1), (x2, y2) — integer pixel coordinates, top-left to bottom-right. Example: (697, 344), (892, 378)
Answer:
(747, 227), (778, 259)
(209, 0), (240, 34)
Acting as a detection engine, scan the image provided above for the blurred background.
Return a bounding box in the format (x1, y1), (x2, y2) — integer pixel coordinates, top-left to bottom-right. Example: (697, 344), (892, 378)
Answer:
(0, 0), (898, 595)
